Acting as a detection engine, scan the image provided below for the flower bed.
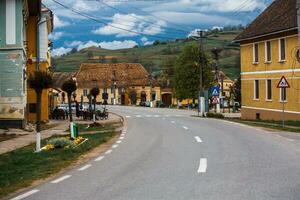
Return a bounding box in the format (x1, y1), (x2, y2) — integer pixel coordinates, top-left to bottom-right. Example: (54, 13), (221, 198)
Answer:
(41, 136), (88, 151)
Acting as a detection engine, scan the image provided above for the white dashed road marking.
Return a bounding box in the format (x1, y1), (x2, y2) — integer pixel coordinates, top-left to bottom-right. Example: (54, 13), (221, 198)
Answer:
(286, 138), (295, 142)
(112, 144), (118, 148)
(194, 136), (202, 143)
(120, 136), (125, 140)
(51, 175), (72, 183)
(94, 156), (104, 162)
(182, 126), (189, 130)
(10, 189), (40, 200)
(171, 121), (175, 124)
(125, 116), (131, 118)
(116, 140), (122, 144)
(197, 158), (207, 173)
(136, 115), (142, 118)
(105, 149), (113, 154)
(78, 164), (92, 171)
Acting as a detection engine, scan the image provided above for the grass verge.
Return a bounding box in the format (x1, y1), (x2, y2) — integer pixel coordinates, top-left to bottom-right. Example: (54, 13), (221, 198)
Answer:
(0, 130), (117, 199)
(227, 119), (300, 133)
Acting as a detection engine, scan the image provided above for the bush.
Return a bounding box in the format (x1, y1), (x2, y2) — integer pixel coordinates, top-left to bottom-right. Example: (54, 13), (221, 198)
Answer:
(47, 137), (75, 149)
(206, 112), (225, 119)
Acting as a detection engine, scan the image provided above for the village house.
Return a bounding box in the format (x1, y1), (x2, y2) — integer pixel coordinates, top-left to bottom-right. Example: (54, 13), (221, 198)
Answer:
(234, 0), (300, 120)
(53, 63), (162, 107)
(0, 0), (53, 128)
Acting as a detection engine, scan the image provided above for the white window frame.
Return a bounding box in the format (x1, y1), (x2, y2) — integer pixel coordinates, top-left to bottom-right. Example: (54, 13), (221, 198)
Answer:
(83, 89), (89, 96)
(254, 80), (259, 100)
(253, 43), (259, 64)
(279, 87), (287, 102)
(265, 79), (272, 101)
(265, 41), (272, 63)
(278, 38), (286, 62)
(6, 0), (16, 45)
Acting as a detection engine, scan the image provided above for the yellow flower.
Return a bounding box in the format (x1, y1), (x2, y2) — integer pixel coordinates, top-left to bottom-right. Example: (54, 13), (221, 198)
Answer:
(44, 144), (55, 151)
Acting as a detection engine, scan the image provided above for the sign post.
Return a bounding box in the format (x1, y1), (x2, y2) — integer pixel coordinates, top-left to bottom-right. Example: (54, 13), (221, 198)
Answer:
(277, 76), (290, 128)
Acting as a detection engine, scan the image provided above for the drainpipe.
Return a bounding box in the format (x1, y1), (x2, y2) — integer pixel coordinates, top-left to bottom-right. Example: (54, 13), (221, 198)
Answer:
(297, 0), (300, 60)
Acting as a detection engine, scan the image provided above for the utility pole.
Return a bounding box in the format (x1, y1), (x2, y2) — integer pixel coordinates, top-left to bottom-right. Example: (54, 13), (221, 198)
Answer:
(198, 30), (205, 117)
(211, 47), (222, 113)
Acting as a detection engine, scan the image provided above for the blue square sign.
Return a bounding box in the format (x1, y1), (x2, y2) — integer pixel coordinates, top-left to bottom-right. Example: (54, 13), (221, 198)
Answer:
(210, 86), (220, 97)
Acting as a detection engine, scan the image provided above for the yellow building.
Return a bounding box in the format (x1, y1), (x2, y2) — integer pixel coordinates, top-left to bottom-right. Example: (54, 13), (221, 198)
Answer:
(234, 0), (300, 120)
(26, 7), (53, 122)
(53, 63), (161, 107)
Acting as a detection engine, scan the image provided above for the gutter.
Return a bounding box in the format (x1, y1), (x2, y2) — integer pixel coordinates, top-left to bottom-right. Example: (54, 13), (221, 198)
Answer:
(233, 27), (298, 43)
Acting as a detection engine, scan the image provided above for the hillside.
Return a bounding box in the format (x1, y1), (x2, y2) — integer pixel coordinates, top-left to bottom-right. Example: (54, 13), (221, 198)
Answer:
(52, 31), (241, 80)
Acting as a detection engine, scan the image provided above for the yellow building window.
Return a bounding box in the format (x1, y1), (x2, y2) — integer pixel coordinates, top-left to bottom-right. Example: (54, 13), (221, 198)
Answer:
(254, 80), (259, 100)
(265, 41), (271, 63)
(279, 38), (286, 62)
(266, 79), (272, 100)
(253, 43), (259, 64)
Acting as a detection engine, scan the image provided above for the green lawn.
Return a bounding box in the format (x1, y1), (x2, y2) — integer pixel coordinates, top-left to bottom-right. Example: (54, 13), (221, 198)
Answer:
(0, 130), (117, 198)
(229, 119), (300, 133)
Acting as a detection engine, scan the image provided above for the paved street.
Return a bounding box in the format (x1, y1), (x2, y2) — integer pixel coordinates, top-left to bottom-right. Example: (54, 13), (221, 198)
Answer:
(11, 106), (300, 200)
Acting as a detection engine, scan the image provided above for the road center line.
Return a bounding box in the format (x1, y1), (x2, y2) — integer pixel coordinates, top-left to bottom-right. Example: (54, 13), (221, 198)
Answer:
(171, 121), (175, 124)
(136, 115), (142, 118)
(119, 136), (125, 140)
(116, 140), (122, 144)
(182, 126), (189, 130)
(105, 149), (113, 154)
(94, 156), (104, 162)
(197, 158), (207, 173)
(112, 144), (118, 148)
(194, 136), (202, 143)
(78, 164), (92, 171)
(10, 189), (40, 200)
(51, 175), (71, 183)
(125, 116), (131, 118)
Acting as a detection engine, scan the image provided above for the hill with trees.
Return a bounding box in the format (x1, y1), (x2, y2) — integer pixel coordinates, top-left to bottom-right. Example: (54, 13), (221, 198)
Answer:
(52, 30), (241, 80)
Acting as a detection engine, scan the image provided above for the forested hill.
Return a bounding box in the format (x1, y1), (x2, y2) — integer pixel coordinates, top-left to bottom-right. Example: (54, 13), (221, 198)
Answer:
(52, 31), (241, 80)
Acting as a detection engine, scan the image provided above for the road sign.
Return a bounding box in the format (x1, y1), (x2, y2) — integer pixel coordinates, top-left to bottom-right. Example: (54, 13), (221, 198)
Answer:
(277, 76), (290, 88)
(212, 97), (219, 105)
(210, 86), (220, 97)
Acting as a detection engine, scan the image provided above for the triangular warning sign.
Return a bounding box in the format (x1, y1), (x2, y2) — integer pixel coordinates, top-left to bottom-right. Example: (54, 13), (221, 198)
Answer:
(212, 89), (218, 95)
(277, 76), (290, 88)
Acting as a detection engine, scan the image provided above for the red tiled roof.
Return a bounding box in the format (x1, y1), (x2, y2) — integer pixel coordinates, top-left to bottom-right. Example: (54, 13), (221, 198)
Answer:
(75, 63), (159, 88)
(235, 0), (297, 42)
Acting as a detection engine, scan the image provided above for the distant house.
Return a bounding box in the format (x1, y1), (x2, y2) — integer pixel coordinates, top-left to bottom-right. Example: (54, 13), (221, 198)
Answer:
(234, 0), (300, 120)
(53, 63), (161, 106)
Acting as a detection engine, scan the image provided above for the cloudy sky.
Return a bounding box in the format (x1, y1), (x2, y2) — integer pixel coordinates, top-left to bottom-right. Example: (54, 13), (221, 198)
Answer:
(42, 0), (272, 56)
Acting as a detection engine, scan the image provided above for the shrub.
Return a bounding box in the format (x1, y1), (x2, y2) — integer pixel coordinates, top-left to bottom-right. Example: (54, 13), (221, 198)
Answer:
(206, 112), (225, 119)
(47, 137), (75, 149)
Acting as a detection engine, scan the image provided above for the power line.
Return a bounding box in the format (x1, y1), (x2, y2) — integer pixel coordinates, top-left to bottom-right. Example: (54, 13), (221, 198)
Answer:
(88, 0), (189, 35)
(50, 0), (179, 41)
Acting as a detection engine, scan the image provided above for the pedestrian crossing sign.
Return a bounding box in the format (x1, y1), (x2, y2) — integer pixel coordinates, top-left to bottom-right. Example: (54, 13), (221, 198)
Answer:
(210, 86), (220, 97)
(277, 76), (290, 88)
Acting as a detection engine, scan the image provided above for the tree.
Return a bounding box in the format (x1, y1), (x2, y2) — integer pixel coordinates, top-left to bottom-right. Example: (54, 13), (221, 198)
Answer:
(90, 87), (100, 111)
(173, 44), (213, 101)
(161, 58), (175, 87)
(62, 79), (77, 122)
(230, 76), (241, 104)
(61, 92), (65, 104)
(153, 40), (160, 45)
(70, 48), (77, 54)
(27, 71), (53, 151)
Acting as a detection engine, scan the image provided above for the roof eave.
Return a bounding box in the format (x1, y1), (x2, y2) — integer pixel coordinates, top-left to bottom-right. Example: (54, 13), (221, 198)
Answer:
(233, 27), (298, 43)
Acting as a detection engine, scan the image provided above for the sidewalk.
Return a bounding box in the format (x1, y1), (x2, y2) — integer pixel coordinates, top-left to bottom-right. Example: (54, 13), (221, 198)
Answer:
(0, 113), (123, 155)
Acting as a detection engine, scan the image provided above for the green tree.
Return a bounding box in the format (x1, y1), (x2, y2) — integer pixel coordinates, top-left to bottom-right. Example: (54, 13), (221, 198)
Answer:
(230, 76), (241, 104)
(173, 44), (213, 101)
(62, 79), (77, 122)
(90, 87), (100, 111)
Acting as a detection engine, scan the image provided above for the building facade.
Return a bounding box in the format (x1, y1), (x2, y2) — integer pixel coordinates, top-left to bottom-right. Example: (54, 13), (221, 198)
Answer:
(26, 7), (53, 122)
(53, 63), (161, 107)
(0, 0), (39, 128)
(235, 0), (300, 120)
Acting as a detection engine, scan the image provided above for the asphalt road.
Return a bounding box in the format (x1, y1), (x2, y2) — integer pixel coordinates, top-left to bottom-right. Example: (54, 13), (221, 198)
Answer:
(11, 106), (300, 200)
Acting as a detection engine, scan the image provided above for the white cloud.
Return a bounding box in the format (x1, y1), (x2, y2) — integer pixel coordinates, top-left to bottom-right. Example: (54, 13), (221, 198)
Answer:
(53, 15), (70, 28)
(92, 13), (166, 37)
(51, 47), (72, 57)
(64, 40), (83, 48)
(49, 32), (64, 40)
(211, 26), (223, 30)
(73, 0), (98, 12)
(62, 40), (138, 51)
(140, 37), (153, 46)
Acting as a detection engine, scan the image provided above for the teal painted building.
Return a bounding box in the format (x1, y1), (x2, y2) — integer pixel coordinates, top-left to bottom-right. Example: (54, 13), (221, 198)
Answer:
(0, 0), (40, 128)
